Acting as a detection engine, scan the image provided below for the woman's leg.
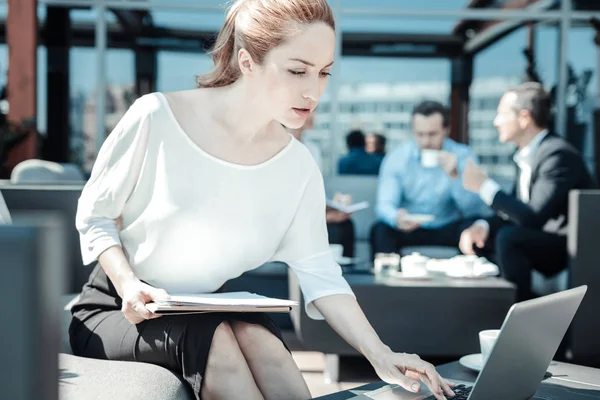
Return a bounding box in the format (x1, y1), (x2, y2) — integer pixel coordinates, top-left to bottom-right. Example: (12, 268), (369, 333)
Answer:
(231, 321), (311, 400)
(200, 321), (264, 400)
(71, 311), (264, 400)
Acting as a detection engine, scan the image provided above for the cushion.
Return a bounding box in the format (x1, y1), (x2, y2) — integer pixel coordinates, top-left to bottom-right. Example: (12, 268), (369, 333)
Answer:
(59, 353), (192, 400)
(60, 295), (192, 399)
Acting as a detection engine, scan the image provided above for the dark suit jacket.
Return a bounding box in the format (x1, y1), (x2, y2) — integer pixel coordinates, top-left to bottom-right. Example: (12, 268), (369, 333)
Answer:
(487, 132), (596, 239)
(337, 149), (383, 176)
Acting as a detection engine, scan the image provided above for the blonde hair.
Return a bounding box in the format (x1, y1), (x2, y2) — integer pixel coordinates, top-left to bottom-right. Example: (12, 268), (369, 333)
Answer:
(196, 0), (335, 88)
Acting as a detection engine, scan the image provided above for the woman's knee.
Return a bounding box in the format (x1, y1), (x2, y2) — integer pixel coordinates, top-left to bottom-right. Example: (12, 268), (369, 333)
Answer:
(231, 321), (289, 367)
(205, 321), (248, 375)
(202, 321), (263, 399)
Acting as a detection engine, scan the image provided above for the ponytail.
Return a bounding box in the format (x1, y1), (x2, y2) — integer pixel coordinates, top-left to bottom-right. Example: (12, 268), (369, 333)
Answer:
(196, 3), (242, 88)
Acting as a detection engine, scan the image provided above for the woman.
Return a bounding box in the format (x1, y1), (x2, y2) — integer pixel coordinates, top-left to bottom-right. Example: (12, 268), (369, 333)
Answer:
(69, 1), (455, 399)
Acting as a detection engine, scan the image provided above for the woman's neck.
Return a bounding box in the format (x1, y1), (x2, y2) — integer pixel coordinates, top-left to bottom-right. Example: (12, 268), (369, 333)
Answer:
(208, 79), (277, 143)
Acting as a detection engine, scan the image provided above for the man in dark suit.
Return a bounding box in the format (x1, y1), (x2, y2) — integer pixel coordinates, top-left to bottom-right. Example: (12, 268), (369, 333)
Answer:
(459, 82), (595, 301)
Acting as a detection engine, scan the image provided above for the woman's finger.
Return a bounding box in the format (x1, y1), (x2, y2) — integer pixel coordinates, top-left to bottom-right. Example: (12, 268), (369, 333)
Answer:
(132, 300), (154, 320)
(420, 374), (445, 400)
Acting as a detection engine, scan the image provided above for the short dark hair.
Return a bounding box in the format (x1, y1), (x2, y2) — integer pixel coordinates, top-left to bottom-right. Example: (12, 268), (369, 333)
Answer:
(507, 82), (552, 129)
(412, 100), (449, 128)
(372, 133), (387, 154)
(346, 130), (365, 149)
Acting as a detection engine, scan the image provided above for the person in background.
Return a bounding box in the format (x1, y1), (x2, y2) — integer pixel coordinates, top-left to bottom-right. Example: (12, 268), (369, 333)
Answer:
(459, 82), (595, 302)
(371, 100), (491, 259)
(338, 129), (383, 175)
(289, 113), (355, 257)
(366, 132), (387, 157)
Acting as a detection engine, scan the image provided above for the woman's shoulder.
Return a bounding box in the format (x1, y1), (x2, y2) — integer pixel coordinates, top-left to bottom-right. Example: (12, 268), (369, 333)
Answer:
(133, 89), (207, 116)
(135, 92), (164, 109)
(286, 137), (322, 178)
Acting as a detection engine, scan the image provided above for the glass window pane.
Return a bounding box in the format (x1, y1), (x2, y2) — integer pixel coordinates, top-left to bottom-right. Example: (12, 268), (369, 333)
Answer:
(341, 0), (469, 10)
(567, 25), (597, 176)
(157, 52), (213, 92)
(70, 47), (96, 171)
(471, 28), (526, 188)
(151, 9), (223, 31)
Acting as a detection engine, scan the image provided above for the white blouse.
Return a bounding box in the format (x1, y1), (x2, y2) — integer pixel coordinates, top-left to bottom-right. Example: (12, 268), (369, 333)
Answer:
(76, 93), (354, 319)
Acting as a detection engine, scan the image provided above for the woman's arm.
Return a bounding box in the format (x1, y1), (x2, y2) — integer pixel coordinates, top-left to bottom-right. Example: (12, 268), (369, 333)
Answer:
(98, 246), (169, 324)
(313, 294), (455, 400)
(75, 96), (168, 324)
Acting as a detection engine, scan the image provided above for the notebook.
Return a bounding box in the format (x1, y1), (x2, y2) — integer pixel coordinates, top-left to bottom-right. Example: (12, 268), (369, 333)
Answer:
(146, 291), (298, 315)
(326, 199), (369, 214)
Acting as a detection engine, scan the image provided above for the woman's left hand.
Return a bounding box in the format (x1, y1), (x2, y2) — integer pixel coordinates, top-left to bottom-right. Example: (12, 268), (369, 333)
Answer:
(369, 350), (455, 400)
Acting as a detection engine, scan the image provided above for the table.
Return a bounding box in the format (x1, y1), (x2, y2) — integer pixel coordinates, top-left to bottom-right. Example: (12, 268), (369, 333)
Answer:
(289, 268), (516, 382)
(315, 360), (600, 399)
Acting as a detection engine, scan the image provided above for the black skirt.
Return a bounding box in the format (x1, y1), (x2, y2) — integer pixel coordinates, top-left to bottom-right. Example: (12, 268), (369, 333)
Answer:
(69, 264), (287, 399)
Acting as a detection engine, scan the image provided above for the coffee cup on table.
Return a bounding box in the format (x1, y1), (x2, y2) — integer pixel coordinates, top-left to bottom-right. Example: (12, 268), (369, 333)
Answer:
(400, 252), (429, 277)
(421, 149), (441, 168)
(479, 329), (500, 363)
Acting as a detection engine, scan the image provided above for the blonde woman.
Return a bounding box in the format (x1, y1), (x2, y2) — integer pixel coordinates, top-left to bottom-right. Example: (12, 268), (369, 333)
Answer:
(69, 1), (455, 399)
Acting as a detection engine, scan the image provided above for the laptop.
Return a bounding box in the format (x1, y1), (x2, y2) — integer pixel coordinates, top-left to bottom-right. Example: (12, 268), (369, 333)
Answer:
(352, 285), (587, 400)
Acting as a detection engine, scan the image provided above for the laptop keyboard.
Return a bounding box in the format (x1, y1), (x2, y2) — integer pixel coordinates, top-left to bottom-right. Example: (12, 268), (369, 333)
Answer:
(424, 384), (472, 400)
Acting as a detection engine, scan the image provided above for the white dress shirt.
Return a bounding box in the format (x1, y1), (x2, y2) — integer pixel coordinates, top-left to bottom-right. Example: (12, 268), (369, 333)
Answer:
(475, 130), (548, 232)
(76, 93), (354, 320)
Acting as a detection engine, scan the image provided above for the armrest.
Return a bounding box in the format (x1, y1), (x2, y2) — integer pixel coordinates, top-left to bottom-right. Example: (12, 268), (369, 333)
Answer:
(567, 189), (600, 364)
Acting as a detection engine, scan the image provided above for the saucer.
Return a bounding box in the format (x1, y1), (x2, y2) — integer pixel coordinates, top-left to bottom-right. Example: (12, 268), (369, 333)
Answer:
(459, 353), (484, 372)
(403, 214), (435, 223)
(336, 256), (358, 266)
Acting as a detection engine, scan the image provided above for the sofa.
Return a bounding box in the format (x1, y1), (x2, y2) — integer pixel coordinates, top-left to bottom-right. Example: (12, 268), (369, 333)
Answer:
(0, 183), (193, 400)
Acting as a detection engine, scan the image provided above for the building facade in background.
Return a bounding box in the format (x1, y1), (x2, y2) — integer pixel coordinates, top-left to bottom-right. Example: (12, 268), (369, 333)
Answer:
(306, 76), (520, 184)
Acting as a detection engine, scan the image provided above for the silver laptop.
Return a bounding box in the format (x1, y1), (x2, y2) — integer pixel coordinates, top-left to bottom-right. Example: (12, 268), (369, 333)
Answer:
(352, 285), (587, 400)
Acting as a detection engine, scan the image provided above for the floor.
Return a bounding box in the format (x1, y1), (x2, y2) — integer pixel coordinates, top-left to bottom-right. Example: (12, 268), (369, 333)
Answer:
(283, 330), (376, 399)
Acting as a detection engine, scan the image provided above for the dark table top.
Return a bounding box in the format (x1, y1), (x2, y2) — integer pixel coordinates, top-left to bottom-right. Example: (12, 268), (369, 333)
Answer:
(315, 360), (600, 399)
(340, 265), (515, 289)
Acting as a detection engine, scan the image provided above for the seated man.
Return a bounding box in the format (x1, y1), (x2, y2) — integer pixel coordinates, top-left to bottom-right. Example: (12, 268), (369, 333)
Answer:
(289, 114), (355, 257)
(459, 82), (595, 301)
(371, 100), (490, 258)
(338, 130), (382, 176)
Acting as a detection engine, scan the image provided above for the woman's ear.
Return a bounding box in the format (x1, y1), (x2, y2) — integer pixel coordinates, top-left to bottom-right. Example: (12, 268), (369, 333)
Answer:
(238, 48), (256, 77)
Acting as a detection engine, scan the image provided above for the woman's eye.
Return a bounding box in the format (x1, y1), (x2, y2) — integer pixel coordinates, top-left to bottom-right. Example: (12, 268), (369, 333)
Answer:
(289, 70), (306, 76)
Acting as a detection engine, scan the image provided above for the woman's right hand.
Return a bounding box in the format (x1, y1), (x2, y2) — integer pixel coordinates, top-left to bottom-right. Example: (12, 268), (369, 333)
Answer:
(119, 279), (170, 325)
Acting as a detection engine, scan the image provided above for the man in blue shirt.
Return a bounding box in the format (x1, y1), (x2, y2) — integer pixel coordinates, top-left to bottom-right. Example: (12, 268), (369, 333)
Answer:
(371, 100), (491, 257)
(338, 130), (383, 175)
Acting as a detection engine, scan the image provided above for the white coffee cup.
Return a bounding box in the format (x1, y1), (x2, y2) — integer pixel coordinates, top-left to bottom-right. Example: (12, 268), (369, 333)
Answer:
(400, 252), (429, 277)
(479, 329), (500, 362)
(421, 149), (441, 168)
(374, 252), (400, 276)
(330, 244), (344, 261)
